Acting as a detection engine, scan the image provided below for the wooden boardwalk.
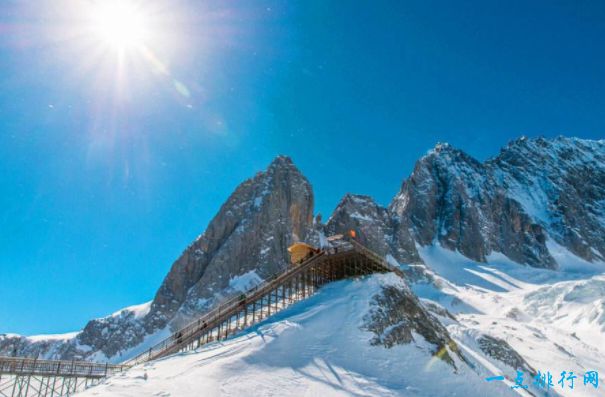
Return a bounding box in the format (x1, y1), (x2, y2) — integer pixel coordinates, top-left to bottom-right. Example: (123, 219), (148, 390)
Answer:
(0, 357), (127, 397)
(125, 238), (404, 365)
(1, 238), (404, 396)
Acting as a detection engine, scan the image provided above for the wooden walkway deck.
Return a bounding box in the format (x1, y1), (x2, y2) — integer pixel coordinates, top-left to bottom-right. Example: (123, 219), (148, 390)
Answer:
(1, 238), (404, 396)
(0, 357), (126, 397)
(125, 238), (404, 365)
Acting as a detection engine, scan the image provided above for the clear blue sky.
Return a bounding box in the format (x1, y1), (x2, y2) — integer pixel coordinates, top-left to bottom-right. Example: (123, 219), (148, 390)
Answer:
(1, 0), (604, 335)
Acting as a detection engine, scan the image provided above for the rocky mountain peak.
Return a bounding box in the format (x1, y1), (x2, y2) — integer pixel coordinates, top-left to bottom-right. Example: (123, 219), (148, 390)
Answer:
(489, 136), (605, 262)
(495, 135), (605, 166)
(3, 136), (604, 364)
(0, 155), (317, 362)
(338, 193), (376, 208)
(148, 156), (314, 330)
(390, 139), (555, 268)
(267, 154), (295, 170)
(326, 193), (420, 264)
(432, 141), (454, 153)
(424, 142), (483, 172)
(328, 194), (386, 227)
(390, 136), (605, 268)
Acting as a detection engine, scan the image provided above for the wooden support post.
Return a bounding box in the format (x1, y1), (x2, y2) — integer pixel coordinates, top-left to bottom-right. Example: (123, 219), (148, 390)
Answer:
(304, 271), (309, 295)
(52, 367), (59, 397)
(24, 374), (32, 397)
(59, 374), (66, 396)
(307, 270), (312, 295)
(292, 276), (297, 302)
(267, 291), (272, 316)
(332, 260), (336, 280)
(44, 374), (51, 397)
(308, 270), (312, 295)
(281, 284), (285, 309)
(320, 265), (324, 285)
(330, 261), (334, 281)
(306, 271), (310, 296)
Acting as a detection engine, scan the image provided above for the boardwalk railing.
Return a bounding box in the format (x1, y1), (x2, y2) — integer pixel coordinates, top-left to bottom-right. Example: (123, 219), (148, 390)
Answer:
(0, 357), (126, 379)
(0, 357), (127, 397)
(123, 250), (329, 366)
(348, 239), (406, 278)
(124, 237), (405, 366)
(1, 238), (404, 397)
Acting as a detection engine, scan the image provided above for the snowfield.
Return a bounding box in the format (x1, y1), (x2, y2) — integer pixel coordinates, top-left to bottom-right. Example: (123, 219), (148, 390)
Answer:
(13, 239), (585, 396)
(416, 243), (605, 397)
(77, 274), (524, 397)
(76, 241), (605, 397)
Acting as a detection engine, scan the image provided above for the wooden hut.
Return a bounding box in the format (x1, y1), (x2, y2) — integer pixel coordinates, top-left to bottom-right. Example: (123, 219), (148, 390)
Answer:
(287, 242), (320, 265)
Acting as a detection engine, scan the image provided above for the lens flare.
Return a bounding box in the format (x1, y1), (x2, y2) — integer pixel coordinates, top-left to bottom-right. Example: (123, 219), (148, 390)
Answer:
(91, 1), (149, 50)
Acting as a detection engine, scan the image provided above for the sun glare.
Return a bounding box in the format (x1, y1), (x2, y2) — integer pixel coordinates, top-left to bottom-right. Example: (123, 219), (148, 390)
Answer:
(91, 1), (149, 50)
(74, 0), (193, 103)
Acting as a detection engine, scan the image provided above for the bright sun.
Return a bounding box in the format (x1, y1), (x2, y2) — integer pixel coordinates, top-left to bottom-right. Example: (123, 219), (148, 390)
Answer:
(91, 1), (149, 51)
(78, 0), (193, 102)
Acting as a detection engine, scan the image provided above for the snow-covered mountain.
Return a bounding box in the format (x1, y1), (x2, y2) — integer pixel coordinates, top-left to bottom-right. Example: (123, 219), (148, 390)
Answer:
(2, 155), (315, 362)
(78, 247), (605, 397)
(491, 137), (605, 263)
(2, 136), (604, 396)
(76, 274), (526, 397)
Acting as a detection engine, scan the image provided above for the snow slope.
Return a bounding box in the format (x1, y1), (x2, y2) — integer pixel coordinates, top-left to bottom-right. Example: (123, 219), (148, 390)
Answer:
(416, 243), (605, 397)
(77, 274), (530, 397)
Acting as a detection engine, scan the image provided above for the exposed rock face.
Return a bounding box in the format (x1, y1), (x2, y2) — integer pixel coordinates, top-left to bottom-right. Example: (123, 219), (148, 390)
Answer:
(478, 335), (535, 375)
(0, 304), (152, 361)
(325, 194), (420, 263)
(327, 137), (604, 270)
(362, 283), (461, 368)
(149, 155), (314, 329)
(491, 137), (605, 262)
(3, 136), (604, 363)
(1, 156), (315, 361)
(0, 335), (77, 361)
(389, 143), (555, 268)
